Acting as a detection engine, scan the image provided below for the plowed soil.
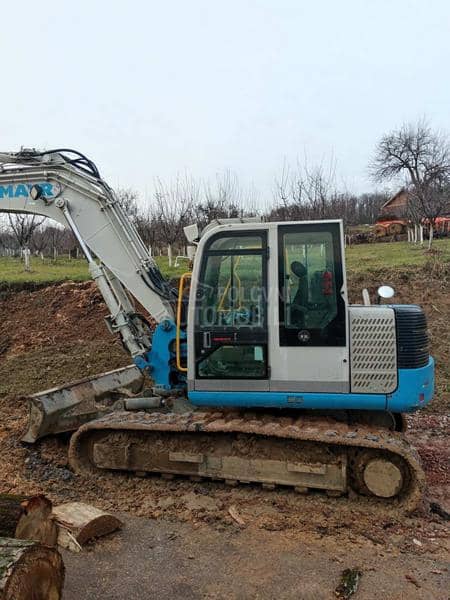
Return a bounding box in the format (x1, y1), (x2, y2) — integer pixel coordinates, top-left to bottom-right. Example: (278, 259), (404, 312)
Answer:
(0, 266), (449, 599)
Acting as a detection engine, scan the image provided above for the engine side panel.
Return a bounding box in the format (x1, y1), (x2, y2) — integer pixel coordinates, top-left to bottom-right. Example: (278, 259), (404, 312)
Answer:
(350, 306), (398, 394)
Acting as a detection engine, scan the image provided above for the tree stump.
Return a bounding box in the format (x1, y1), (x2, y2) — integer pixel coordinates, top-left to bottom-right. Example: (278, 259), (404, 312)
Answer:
(0, 495), (58, 547)
(0, 537), (64, 600)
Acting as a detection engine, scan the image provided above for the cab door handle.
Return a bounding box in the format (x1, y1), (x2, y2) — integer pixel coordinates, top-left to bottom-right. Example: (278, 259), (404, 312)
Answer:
(203, 331), (211, 349)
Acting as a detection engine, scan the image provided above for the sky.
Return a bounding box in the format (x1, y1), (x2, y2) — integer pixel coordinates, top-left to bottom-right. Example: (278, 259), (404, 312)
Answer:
(1, 0), (450, 206)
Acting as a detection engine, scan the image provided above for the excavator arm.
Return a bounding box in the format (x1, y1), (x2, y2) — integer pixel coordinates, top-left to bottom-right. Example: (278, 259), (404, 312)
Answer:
(0, 149), (183, 440)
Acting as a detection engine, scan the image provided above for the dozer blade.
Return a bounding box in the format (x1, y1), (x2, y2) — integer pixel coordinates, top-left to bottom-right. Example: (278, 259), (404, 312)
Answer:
(21, 365), (144, 443)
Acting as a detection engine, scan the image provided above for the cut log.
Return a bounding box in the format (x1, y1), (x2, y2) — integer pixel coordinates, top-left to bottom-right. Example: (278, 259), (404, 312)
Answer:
(53, 502), (122, 547)
(0, 537), (64, 600)
(0, 495), (58, 547)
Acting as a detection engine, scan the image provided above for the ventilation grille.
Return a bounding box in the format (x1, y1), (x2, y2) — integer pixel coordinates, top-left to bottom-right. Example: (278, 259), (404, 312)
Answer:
(350, 307), (397, 394)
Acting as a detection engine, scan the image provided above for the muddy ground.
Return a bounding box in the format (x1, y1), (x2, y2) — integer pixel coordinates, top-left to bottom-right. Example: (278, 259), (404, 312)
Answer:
(0, 266), (449, 598)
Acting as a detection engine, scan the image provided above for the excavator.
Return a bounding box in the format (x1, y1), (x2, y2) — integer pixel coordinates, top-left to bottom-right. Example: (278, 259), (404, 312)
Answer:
(0, 148), (434, 511)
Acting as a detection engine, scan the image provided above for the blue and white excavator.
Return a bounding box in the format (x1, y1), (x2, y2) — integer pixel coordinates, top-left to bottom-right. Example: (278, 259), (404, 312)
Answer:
(0, 149), (434, 511)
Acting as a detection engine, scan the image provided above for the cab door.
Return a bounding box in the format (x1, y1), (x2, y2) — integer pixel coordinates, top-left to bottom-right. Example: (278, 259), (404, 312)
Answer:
(271, 222), (349, 392)
(193, 230), (269, 391)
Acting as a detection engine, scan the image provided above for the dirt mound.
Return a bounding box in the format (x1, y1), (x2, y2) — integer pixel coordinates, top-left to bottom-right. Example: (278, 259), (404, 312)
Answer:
(0, 281), (130, 397)
(0, 281), (109, 358)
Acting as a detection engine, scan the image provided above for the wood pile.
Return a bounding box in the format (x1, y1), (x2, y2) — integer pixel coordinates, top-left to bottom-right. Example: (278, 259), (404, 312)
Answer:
(0, 493), (122, 597)
(0, 495), (63, 599)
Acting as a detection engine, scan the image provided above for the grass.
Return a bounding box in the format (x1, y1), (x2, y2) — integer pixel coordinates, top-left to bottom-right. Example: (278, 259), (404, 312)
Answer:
(0, 255), (189, 285)
(0, 257), (89, 284)
(345, 238), (450, 272)
(1, 238), (449, 284)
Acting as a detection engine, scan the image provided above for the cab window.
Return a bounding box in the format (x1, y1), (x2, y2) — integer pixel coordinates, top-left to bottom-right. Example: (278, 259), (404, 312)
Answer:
(278, 223), (346, 346)
(197, 235), (265, 329)
(197, 345), (266, 379)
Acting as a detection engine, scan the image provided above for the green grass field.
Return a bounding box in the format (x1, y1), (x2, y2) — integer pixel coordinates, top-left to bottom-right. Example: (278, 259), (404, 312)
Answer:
(1, 238), (449, 284)
(346, 238), (450, 272)
(0, 255), (189, 285)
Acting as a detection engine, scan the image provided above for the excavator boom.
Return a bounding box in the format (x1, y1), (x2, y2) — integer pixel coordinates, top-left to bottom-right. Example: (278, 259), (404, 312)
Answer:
(0, 149), (179, 439)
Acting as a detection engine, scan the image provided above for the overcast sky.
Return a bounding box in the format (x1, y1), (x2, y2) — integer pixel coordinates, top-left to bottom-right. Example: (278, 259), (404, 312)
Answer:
(1, 0), (449, 205)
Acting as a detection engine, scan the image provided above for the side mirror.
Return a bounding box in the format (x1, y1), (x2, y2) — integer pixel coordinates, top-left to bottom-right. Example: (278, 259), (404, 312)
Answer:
(377, 285), (395, 302)
(184, 223), (200, 244)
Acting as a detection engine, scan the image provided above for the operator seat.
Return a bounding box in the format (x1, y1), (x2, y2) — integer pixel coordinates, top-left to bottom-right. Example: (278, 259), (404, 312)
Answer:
(290, 261), (308, 327)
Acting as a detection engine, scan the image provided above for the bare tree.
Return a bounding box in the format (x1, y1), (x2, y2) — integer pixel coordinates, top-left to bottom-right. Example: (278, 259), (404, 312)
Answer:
(196, 170), (245, 227)
(131, 201), (153, 253)
(117, 188), (140, 222)
(273, 156), (337, 220)
(0, 220), (15, 256)
(30, 224), (50, 257)
(354, 192), (389, 224)
(46, 225), (66, 259)
(153, 174), (196, 264)
(204, 169), (243, 207)
(7, 214), (46, 253)
(370, 119), (450, 246)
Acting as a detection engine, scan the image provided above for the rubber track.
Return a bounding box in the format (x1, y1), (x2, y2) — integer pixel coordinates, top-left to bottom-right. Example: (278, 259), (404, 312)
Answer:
(68, 410), (425, 512)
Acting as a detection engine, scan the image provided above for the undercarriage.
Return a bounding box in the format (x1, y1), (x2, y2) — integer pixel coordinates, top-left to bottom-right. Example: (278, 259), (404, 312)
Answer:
(68, 408), (424, 512)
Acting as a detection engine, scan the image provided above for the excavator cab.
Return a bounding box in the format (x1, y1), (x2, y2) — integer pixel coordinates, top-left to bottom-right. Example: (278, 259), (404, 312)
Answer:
(187, 220), (349, 404)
